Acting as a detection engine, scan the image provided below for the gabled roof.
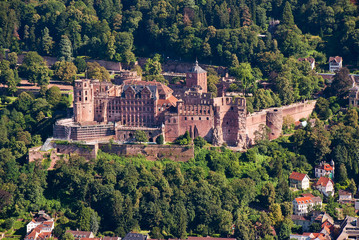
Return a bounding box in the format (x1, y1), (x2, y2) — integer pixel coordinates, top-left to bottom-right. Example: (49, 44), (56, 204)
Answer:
(289, 172), (308, 181)
(315, 163), (334, 171)
(123, 233), (147, 240)
(315, 177), (333, 187)
(294, 197), (313, 204)
(329, 56), (342, 63)
(66, 230), (93, 238)
(298, 57), (315, 64)
(339, 189), (352, 196)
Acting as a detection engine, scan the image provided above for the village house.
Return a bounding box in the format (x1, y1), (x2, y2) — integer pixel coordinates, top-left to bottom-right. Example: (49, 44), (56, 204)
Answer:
(289, 172), (310, 190)
(314, 177), (334, 197)
(66, 230), (96, 239)
(315, 161), (335, 179)
(298, 57), (316, 70)
(293, 195), (323, 216)
(25, 211), (54, 240)
(329, 56), (343, 72)
(290, 233), (329, 240)
(338, 189), (353, 203)
(337, 216), (359, 240)
(293, 197), (322, 216)
(292, 215), (311, 231)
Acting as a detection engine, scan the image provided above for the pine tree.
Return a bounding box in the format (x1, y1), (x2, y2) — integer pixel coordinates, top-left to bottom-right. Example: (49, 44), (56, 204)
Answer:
(41, 27), (53, 56)
(58, 35), (73, 62)
(282, 2), (294, 26)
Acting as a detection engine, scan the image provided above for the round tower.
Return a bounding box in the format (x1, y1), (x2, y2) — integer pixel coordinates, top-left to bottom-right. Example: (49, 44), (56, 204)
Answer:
(266, 109), (283, 140)
(73, 79), (94, 123)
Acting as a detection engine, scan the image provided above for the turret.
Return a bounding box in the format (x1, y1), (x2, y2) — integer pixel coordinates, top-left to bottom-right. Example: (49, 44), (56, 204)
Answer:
(266, 109), (283, 140)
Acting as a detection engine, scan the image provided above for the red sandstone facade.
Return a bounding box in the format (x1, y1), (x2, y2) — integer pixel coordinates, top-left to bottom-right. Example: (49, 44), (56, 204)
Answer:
(53, 62), (316, 148)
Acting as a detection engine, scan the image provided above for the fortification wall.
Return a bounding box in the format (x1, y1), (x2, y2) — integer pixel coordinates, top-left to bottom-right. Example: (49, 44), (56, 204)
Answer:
(54, 142), (98, 160)
(246, 101), (316, 142)
(100, 143), (194, 162)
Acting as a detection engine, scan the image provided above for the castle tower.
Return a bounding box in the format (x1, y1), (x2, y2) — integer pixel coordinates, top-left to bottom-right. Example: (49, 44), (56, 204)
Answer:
(186, 60), (207, 93)
(266, 109), (283, 140)
(73, 79), (94, 123)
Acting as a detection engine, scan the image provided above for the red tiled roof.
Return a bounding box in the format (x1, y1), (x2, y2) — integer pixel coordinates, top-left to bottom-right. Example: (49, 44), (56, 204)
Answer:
(289, 172), (308, 181)
(315, 177), (333, 187)
(302, 193), (315, 198)
(294, 197), (313, 204)
(339, 189), (352, 196)
(329, 56), (342, 63)
(323, 164), (333, 171)
(298, 57), (315, 64)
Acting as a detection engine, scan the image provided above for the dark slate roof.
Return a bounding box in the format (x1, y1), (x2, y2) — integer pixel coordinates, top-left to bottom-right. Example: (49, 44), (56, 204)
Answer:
(123, 233), (147, 240)
(122, 85), (157, 99)
(188, 60), (207, 74)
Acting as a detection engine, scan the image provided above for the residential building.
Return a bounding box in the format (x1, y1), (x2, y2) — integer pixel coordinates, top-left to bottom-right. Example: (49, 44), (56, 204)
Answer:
(292, 215), (311, 231)
(329, 56), (343, 72)
(315, 161), (335, 179)
(25, 211), (55, 240)
(337, 216), (359, 240)
(123, 233), (147, 240)
(26, 211), (53, 234)
(290, 233), (329, 240)
(293, 195), (322, 216)
(355, 200), (359, 210)
(66, 230), (95, 239)
(298, 57), (315, 70)
(339, 189), (353, 203)
(314, 177), (334, 197)
(289, 172), (310, 190)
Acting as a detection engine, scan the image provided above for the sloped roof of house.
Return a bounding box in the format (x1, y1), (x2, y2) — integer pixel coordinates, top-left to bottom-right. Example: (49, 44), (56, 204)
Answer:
(339, 189), (352, 196)
(66, 230), (93, 238)
(298, 57), (315, 64)
(329, 56), (342, 63)
(315, 177), (333, 187)
(316, 163), (334, 171)
(294, 197), (313, 204)
(289, 172), (308, 181)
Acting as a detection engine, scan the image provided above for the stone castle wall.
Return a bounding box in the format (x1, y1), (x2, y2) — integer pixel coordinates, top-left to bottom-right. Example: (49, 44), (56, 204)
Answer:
(246, 101), (316, 142)
(99, 143), (194, 162)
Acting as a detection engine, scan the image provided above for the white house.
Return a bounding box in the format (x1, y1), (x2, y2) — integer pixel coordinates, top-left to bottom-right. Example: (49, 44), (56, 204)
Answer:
(298, 57), (315, 70)
(339, 189), (352, 203)
(315, 161), (335, 179)
(329, 56), (343, 72)
(289, 172), (310, 190)
(293, 196), (322, 216)
(314, 177), (334, 197)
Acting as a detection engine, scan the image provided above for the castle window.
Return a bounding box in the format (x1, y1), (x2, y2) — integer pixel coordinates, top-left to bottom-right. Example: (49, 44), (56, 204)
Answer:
(199, 117), (201, 120)
(168, 119), (171, 123)
(228, 130), (230, 133)
(85, 91), (87, 95)
(185, 117), (187, 120)
(191, 117), (194, 120)
(84, 83), (87, 87)
(231, 107), (233, 110)
(227, 121), (229, 125)
(207, 117), (209, 120)
(85, 97), (88, 101)
(79, 97), (82, 101)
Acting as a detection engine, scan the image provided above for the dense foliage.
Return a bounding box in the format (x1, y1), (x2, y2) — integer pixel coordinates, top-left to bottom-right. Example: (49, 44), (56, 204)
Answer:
(0, 0), (358, 66)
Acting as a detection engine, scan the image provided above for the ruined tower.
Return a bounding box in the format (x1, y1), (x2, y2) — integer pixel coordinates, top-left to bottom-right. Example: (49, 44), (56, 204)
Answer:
(266, 109), (283, 140)
(73, 79), (94, 123)
(186, 60), (207, 93)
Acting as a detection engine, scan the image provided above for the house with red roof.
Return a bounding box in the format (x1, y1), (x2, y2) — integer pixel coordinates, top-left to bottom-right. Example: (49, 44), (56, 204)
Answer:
(329, 56), (343, 72)
(314, 177), (334, 197)
(315, 161), (335, 179)
(25, 211), (54, 240)
(293, 196), (323, 216)
(289, 172), (310, 190)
